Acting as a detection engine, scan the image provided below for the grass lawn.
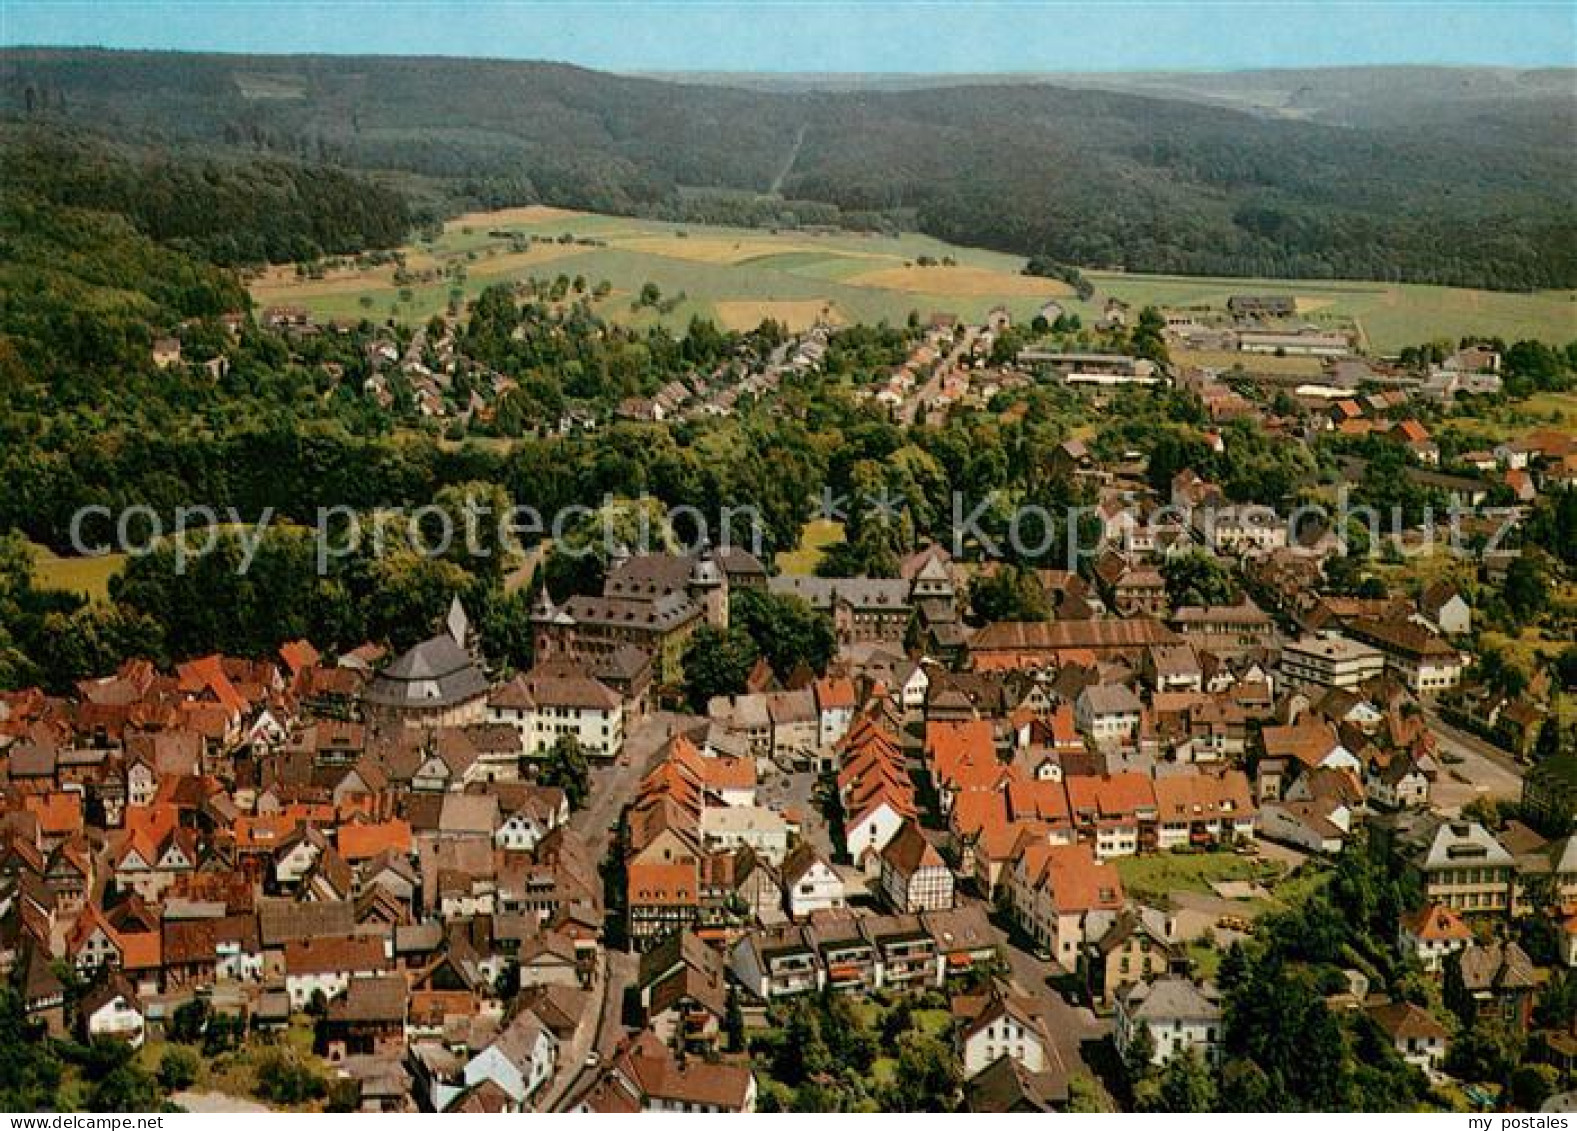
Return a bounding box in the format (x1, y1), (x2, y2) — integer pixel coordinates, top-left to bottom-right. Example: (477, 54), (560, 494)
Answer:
(913, 1007), (953, 1037)
(26, 540), (125, 601)
(775, 518), (844, 575)
(1114, 850), (1285, 903)
(140, 1020), (331, 1111)
(1093, 271), (1576, 353)
(1185, 940), (1223, 981)
(1439, 391), (1577, 445)
(870, 1057), (899, 1087)
(1264, 864), (1331, 912)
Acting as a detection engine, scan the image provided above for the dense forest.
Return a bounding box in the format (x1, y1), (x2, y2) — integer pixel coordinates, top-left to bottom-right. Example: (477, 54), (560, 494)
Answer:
(1, 49), (1573, 288)
(3, 125), (415, 264)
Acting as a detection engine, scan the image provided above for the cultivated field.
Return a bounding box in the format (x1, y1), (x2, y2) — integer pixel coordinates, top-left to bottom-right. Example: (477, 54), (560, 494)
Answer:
(249, 208), (1577, 352)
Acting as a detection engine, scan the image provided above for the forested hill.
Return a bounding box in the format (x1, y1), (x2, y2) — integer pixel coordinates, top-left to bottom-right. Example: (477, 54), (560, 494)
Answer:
(2, 48), (1574, 289)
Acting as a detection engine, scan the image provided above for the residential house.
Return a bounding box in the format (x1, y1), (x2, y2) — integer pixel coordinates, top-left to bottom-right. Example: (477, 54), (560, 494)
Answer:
(1065, 773), (1157, 859)
(577, 1030), (755, 1113)
(730, 924), (822, 999)
(814, 677), (858, 748)
(1115, 977), (1222, 1066)
(1412, 820), (1515, 915)
(1367, 1001), (1449, 1071)
(1152, 771), (1256, 850)
(80, 974), (145, 1048)
(879, 820), (954, 914)
(1007, 842), (1124, 968)
(957, 987), (1053, 1078)
(463, 1010), (558, 1110)
(639, 930), (729, 1051)
(1448, 941), (1537, 1031)
(1523, 756), (1577, 833)
(1074, 684), (1144, 749)
(1420, 582), (1471, 636)
(780, 842), (844, 920)
(1398, 904), (1473, 975)
(1085, 906), (1176, 1004)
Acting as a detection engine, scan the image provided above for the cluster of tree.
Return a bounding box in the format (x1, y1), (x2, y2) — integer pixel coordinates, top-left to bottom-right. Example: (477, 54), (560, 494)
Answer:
(1021, 256), (1094, 299)
(0, 983), (176, 1112)
(819, 323), (918, 381)
(538, 734), (592, 809)
(0, 488), (547, 695)
(679, 588), (837, 711)
(460, 284), (760, 405)
(968, 564), (1050, 624)
(752, 991), (962, 1112)
(1161, 551), (1239, 608)
(1131, 407), (1321, 507)
(1126, 840), (1440, 1111)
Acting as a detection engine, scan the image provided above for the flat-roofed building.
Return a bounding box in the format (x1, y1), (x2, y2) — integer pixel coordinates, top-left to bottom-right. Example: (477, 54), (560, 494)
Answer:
(1280, 634), (1387, 691)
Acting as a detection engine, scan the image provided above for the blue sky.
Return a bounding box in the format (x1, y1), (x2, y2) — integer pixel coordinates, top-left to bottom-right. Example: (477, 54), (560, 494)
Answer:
(2, 1), (1573, 72)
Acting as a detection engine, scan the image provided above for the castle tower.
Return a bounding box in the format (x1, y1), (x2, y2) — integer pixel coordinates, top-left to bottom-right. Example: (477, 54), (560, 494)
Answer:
(688, 541), (728, 630)
(530, 586), (559, 661)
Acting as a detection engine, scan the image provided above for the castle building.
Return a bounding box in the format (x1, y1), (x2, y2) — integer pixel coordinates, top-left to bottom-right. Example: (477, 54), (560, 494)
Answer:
(532, 545), (747, 686)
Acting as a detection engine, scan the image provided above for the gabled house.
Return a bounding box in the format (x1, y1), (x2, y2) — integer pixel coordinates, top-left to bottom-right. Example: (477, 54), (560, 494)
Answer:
(638, 930), (729, 1051)
(1086, 902), (1178, 1004)
(1398, 903), (1474, 975)
(780, 842), (844, 920)
(1448, 941), (1537, 1031)
(1074, 684), (1144, 749)
(956, 985), (1054, 1078)
(576, 1030), (756, 1113)
(1006, 842), (1124, 969)
(463, 1009), (558, 1110)
(1367, 1000), (1449, 1071)
(1115, 977), (1222, 1066)
(80, 973), (145, 1048)
(879, 820), (954, 914)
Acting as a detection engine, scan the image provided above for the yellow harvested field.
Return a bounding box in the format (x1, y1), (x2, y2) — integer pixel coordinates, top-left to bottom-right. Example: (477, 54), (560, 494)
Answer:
(713, 299), (842, 332)
(444, 204), (581, 231)
(847, 264), (1073, 297)
(612, 235), (819, 265)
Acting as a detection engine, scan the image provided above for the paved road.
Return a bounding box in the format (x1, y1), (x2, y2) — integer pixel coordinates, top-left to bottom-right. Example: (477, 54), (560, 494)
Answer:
(548, 949), (638, 1111)
(545, 713), (694, 1110)
(956, 891), (1111, 1101)
(1425, 706), (1526, 812)
(575, 711), (702, 844)
(899, 327), (978, 425)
